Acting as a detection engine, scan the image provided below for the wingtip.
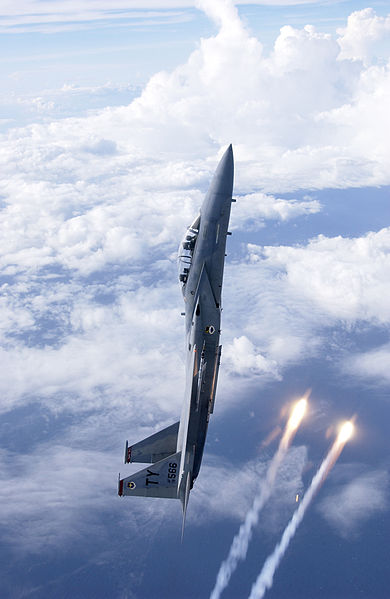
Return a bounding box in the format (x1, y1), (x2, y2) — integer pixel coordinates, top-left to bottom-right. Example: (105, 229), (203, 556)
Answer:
(118, 474), (124, 496)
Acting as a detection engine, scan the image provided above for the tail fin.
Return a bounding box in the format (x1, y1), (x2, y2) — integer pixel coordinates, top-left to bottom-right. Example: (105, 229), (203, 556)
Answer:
(180, 471), (192, 541)
(119, 452), (181, 499)
(124, 422), (179, 464)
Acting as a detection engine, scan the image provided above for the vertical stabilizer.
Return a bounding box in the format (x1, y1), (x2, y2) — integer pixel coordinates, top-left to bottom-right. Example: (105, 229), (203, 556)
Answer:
(124, 422), (179, 464)
(119, 452), (181, 498)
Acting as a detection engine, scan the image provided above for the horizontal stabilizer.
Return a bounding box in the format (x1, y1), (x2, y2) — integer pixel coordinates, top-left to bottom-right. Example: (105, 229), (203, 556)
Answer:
(125, 422), (179, 464)
(119, 452), (181, 499)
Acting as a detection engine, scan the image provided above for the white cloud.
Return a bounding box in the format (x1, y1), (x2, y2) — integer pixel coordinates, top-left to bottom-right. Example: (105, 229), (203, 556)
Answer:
(221, 258), (324, 375)
(223, 335), (281, 379)
(213, 226), (390, 385)
(0, 0), (325, 34)
(0, 0), (325, 31)
(96, 3), (390, 191)
(0, 281), (186, 416)
(0, 3), (193, 34)
(0, 291), (35, 340)
(0, 433), (306, 552)
(345, 343), (390, 384)
(0, 442), (179, 553)
(2, 5), (390, 201)
(232, 193), (321, 230)
(5, 3), (382, 191)
(0, 5), (389, 590)
(337, 8), (390, 65)
(0, 3), (389, 431)
(317, 469), (389, 536)
(248, 227), (390, 324)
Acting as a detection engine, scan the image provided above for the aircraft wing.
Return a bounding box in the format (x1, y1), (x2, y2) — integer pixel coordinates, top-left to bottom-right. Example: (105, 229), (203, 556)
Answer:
(118, 451), (181, 498)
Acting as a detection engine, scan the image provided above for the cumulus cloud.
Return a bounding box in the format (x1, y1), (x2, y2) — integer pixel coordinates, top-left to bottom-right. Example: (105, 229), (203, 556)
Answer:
(0, 6), (389, 579)
(223, 336), (280, 379)
(97, 3), (389, 190)
(1, 4), (389, 416)
(221, 258), (323, 375)
(6, 2), (386, 191)
(2, 5), (390, 209)
(248, 227), (390, 324)
(317, 469), (389, 536)
(337, 8), (390, 65)
(212, 224), (390, 386)
(232, 193), (321, 230)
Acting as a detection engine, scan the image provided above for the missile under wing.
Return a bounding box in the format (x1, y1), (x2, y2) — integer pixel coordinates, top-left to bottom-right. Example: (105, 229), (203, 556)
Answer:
(118, 145), (235, 525)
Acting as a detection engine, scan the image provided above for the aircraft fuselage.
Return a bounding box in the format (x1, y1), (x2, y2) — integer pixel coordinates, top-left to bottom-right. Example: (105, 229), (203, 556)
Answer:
(177, 145), (234, 501)
(118, 145), (234, 524)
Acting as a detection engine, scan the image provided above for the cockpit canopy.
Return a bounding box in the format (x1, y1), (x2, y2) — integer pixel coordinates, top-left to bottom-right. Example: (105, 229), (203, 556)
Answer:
(178, 215), (200, 289)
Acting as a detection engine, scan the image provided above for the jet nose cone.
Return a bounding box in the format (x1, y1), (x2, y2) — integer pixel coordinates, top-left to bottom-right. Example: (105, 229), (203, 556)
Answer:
(212, 144), (234, 197)
(219, 144), (233, 171)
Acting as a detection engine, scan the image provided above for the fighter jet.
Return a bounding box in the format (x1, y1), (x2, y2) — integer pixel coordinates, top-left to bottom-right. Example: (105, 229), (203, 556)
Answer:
(118, 145), (234, 529)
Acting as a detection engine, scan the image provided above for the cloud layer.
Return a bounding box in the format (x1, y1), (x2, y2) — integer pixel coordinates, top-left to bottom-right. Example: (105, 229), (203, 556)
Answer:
(0, 3), (389, 567)
(1, 6), (390, 411)
(318, 468), (389, 536)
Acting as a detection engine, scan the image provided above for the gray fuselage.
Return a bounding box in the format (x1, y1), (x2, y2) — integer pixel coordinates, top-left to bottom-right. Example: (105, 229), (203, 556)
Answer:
(176, 145), (234, 501)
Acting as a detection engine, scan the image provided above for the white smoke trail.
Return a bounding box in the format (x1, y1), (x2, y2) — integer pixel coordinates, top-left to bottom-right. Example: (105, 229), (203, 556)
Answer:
(247, 422), (354, 599)
(210, 399), (307, 599)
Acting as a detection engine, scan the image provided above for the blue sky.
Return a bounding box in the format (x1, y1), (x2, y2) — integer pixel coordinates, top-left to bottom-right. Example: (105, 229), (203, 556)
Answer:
(1, 1), (390, 598)
(2, 1), (390, 95)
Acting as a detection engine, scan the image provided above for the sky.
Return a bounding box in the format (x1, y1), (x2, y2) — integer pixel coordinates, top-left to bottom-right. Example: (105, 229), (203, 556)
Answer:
(1, 1), (390, 598)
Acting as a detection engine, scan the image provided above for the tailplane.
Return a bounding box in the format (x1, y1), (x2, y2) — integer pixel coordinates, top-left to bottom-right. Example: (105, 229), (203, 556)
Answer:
(118, 452), (181, 499)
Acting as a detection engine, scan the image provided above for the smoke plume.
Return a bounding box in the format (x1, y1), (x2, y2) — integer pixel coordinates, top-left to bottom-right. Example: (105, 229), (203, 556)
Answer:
(247, 423), (353, 599)
(210, 398), (307, 599)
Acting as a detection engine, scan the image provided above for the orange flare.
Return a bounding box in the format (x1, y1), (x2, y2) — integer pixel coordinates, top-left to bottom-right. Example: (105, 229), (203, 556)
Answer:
(287, 398), (307, 431)
(337, 421), (354, 445)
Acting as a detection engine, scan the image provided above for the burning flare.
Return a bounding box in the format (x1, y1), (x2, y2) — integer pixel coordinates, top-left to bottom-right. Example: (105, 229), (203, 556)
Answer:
(210, 396), (308, 599)
(287, 398), (307, 431)
(337, 420), (354, 445)
(248, 419), (355, 599)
